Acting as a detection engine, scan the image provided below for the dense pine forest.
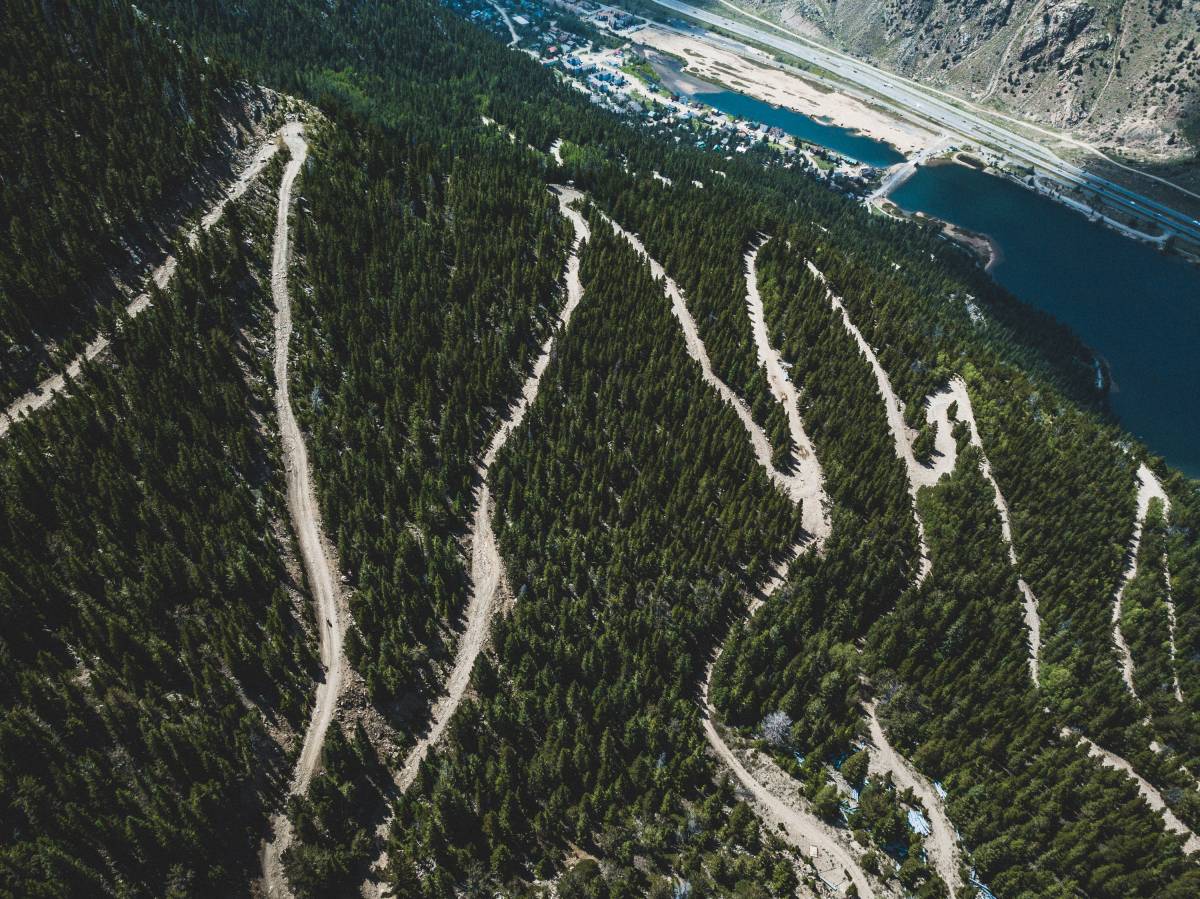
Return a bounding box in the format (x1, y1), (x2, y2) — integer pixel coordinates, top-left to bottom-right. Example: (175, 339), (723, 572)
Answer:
(2, 0), (1199, 897)
(0, 0), (274, 398)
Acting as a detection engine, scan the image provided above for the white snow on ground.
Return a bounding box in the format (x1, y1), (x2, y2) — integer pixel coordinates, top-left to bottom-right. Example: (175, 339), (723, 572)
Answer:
(865, 701), (963, 897)
(261, 123), (349, 899)
(1, 128), (286, 438)
(550, 138), (564, 166)
(1112, 464), (1172, 699)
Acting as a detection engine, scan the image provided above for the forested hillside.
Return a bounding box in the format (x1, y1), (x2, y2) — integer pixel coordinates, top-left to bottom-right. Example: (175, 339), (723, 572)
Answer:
(0, 152), (317, 894)
(0, 0), (277, 400)
(3, 0), (1199, 897)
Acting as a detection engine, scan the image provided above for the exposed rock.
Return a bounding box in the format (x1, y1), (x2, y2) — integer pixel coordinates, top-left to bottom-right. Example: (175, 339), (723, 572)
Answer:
(1017, 1), (1097, 63)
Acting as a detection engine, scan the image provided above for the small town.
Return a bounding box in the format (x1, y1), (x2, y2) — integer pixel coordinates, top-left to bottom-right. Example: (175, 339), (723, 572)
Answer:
(451, 0), (886, 198)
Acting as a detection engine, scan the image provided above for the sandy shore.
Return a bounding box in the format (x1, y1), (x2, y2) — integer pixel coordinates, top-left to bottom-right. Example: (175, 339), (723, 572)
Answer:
(635, 25), (937, 155)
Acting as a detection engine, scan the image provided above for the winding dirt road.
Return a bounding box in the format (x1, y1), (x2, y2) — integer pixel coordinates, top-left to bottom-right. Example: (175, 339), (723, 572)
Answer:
(360, 187), (595, 897)
(865, 701), (963, 895)
(925, 378), (1042, 684)
(1112, 464), (1171, 699)
(1070, 731), (1200, 853)
(807, 262), (941, 582)
(599, 215), (828, 550)
(744, 241), (830, 543)
(0, 128), (286, 439)
(703, 668), (880, 897)
(592, 217), (871, 890)
(394, 187), (593, 793)
(259, 122), (348, 899)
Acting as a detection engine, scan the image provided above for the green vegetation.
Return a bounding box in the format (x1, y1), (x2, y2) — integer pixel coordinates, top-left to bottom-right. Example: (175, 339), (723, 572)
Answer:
(0, 0), (254, 397)
(0, 156), (316, 895)
(3, 0), (1199, 895)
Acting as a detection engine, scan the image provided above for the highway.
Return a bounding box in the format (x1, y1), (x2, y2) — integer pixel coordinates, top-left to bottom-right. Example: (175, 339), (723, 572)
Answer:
(637, 0), (1200, 245)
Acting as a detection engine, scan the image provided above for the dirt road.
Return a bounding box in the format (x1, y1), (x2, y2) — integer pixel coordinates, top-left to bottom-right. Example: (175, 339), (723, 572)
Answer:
(394, 187), (592, 793)
(865, 701), (963, 896)
(259, 122), (347, 899)
(1112, 464), (1171, 699)
(359, 187), (595, 897)
(925, 378), (1041, 684)
(1071, 731), (1200, 853)
(807, 262), (939, 581)
(702, 666), (881, 897)
(744, 241), (830, 543)
(0, 129), (285, 438)
(592, 216), (869, 889)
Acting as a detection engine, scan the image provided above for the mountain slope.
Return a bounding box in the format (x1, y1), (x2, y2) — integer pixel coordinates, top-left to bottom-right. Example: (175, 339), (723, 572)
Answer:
(734, 0), (1200, 157)
(4, 0), (1200, 896)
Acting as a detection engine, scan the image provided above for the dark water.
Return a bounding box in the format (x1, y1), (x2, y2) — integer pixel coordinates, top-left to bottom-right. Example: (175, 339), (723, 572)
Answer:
(892, 162), (1200, 477)
(689, 87), (906, 168)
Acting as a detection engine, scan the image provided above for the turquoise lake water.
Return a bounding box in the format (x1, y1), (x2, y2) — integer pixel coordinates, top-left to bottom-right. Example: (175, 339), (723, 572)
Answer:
(693, 89), (905, 168)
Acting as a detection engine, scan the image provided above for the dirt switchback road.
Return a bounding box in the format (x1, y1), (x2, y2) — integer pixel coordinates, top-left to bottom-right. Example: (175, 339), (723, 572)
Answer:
(360, 186), (594, 897)
(259, 122), (347, 899)
(593, 214), (871, 890)
(394, 187), (593, 793)
(0, 128), (285, 438)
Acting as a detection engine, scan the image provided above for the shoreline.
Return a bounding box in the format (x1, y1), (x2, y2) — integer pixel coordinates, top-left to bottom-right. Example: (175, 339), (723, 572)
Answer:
(870, 196), (999, 272)
(632, 24), (937, 155)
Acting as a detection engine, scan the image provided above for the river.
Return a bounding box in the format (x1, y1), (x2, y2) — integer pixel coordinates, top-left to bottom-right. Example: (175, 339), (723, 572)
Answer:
(682, 82), (1200, 477)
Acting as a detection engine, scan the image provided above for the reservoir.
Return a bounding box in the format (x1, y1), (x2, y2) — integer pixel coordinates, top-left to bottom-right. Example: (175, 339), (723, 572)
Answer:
(891, 163), (1200, 478)
(675, 81), (1200, 477)
(647, 54), (904, 167)
(692, 88), (905, 168)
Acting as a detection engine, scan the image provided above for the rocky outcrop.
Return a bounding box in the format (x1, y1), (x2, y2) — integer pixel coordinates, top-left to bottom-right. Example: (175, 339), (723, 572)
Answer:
(744, 0), (1199, 157)
(1016, 1), (1096, 63)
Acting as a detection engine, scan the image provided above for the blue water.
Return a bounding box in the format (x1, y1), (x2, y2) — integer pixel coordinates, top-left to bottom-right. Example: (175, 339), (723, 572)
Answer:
(892, 162), (1200, 477)
(693, 88), (905, 168)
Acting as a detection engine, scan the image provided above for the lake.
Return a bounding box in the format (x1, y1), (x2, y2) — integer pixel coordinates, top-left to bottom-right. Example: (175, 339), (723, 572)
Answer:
(892, 163), (1200, 478)
(685, 85), (1200, 477)
(692, 89), (905, 168)
(646, 55), (905, 168)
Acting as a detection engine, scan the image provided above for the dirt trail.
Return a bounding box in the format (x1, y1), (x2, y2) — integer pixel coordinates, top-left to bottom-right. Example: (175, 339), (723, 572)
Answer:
(599, 215), (827, 550)
(259, 122), (348, 899)
(925, 378), (1042, 684)
(582, 213), (870, 888)
(0, 129), (286, 439)
(807, 262), (944, 582)
(1070, 731), (1200, 853)
(550, 139), (565, 166)
(865, 701), (963, 895)
(489, 0), (520, 47)
(744, 241), (830, 543)
(1112, 464), (1171, 699)
(394, 187), (592, 793)
(360, 187), (594, 897)
(702, 667), (882, 897)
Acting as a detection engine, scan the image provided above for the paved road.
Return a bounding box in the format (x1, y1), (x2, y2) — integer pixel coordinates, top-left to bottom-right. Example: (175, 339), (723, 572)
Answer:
(640, 0), (1200, 244)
